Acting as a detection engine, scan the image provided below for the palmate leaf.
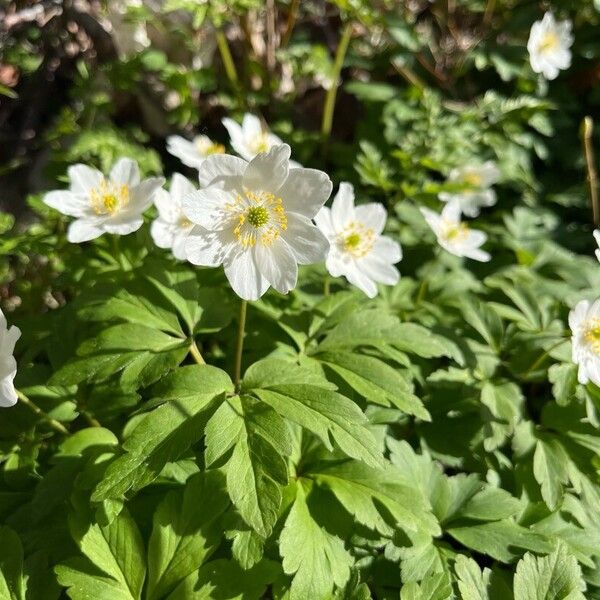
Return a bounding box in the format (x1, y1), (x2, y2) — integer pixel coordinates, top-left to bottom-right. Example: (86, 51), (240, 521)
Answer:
(315, 351), (430, 420)
(454, 555), (512, 600)
(166, 559), (280, 600)
(204, 394), (290, 538)
(92, 366), (231, 501)
(146, 471), (229, 600)
(310, 461), (440, 537)
(243, 359), (383, 468)
(533, 436), (570, 510)
(280, 484), (353, 600)
(56, 507), (146, 600)
(513, 543), (586, 600)
(399, 572), (453, 600)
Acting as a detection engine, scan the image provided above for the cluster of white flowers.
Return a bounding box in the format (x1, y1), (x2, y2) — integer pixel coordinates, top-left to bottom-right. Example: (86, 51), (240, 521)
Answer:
(570, 299), (600, 388)
(0, 309), (20, 408)
(528, 12), (573, 81)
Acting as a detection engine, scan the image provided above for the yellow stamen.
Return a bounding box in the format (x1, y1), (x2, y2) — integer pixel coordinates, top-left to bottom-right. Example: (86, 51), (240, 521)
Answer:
(90, 180), (129, 215)
(539, 32), (559, 52)
(584, 318), (600, 354)
(463, 173), (482, 187)
(443, 222), (470, 242)
(338, 222), (375, 258)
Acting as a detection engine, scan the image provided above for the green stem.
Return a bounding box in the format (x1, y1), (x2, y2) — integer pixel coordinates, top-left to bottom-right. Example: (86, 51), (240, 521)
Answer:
(323, 277), (330, 297)
(523, 338), (569, 377)
(234, 300), (248, 392)
(281, 0), (300, 47)
(216, 29), (244, 107)
(189, 339), (206, 365)
(16, 390), (69, 435)
(321, 22), (353, 139)
(581, 116), (599, 226)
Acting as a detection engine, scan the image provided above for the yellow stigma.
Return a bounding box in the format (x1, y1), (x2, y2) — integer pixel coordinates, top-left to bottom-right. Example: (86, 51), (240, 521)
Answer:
(206, 142), (225, 155)
(584, 319), (600, 354)
(444, 222), (470, 242)
(195, 136), (225, 157)
(90, 179), (129, 215)
(463, 173), (482, 187)
(247, 206), (270, 228)
(253, 133), (270, 154)
(227, 189), (288, 248)
(539, 31), (559, 52)
(338, 222), (375, 258)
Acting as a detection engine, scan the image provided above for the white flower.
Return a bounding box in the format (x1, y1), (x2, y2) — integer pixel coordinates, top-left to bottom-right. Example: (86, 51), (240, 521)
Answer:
(182, 144), (331, 301)
(439, 161), (501, 218)
(594, 230), (600, 263)
(150, 173), (197, 260)
(315, 183), (401, 298)
(166, 135), (225, 170)
(569, 299), (600, 387)
(0, 309), (21, 408)
(43, 158), (165, 243)
(420, 201), (490, 262)
(527, 12), (573, 80)
(222, 113), (301, 166)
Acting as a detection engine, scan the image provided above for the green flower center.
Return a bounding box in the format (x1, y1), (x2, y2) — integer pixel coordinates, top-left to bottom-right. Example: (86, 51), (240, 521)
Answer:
(247, 206), (270, 228)
(539, 32), (559, 52)
(584, 319), (600, 354)
(344, 233), (362, 250)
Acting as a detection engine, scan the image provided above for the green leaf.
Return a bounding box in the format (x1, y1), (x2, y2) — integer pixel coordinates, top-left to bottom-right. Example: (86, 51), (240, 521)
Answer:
(205, 395), (290, 537)
(480, 382), (523, 452)
(461, 299), (504, 351)
(92, 366), (231, 501)
(147, 471), (229, 600)
(57, 508), (146, 600)
(280, 484), (353, 600)
(549, 363), (578, 406)
(252, 384), (383, 468)
(533, 437), (570, 510)
(316, 351), (430, 420)
(311, 461), (440, 536)
(447, 520), (553, 563)
(166, 559), (279, 600)
(400, 572), (453, 600)
(0, 526), (25, 600)
(513, 543), (586, 600)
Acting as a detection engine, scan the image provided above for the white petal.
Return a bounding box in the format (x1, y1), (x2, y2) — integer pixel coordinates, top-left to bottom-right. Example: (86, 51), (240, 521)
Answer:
(128, 177), (165, 214)
(344, 263), (378, 298)
(224, 250), (269, 301)
(276, 168), (332, 218)
(185, 227), (235, 267)
(151, 219), (175, 250)
(372, 236), (402, 263)
(109, 158), (140, 186)
(182, 188), (232, 230)
(68, 164), (103, 194)
(43, 190), (88, 217)
(420, 207), (442, 234)
(463, 247), (491, 262)
(281, 213), (329, 265)
(314, 207), (335, 237)
(243, 144), (291, 192)
(222, 117), (253, 161)
(153, 188), (179, 223)
(241, 113), (263, 138)
(167, 136), (203, 169)
(254, 239), (298, 294)
(355, 203), (387, 235)
(569, 301), (589, 331)
(171, 231), (191, 261)
(441, 200), (462, 222)
(170, 173), (196, 202)
(198, 154), (247, 188)
(67, 219), (104, 243)
(0, 374), (17, 408)
(331, 182), (356, 226)
(360, 255), (400, 286)
(103, 218), (144, 236)
(0, 323), (21, 357)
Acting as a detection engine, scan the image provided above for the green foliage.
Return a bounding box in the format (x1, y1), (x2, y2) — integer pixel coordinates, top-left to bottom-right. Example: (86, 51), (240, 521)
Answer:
(2, 0), (600, 598)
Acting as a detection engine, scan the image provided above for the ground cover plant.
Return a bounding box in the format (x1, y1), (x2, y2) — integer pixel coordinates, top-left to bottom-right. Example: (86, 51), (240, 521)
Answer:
(2, 0), (600, 598)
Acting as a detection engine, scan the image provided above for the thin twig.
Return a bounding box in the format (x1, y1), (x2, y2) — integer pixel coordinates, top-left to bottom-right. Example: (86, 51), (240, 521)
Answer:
(281, 0), (300, 48)
(581, 116), (599, 226)
(321, 22), (353, 139)
(16, 390), (69, 435)
(189, 339), (206, 365)
(234, 300), (248, 392)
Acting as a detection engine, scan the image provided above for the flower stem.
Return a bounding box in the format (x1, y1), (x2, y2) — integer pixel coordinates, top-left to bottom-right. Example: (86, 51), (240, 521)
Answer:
(216, 29), (244, 108)
(523, 338), (569, 378)
(234, 300), (248, 392)
(189, 339), (206, 365)
(323, 277), (330, 296)
(16, 390), (69, 435)
(581, 116), (599, 226)
(321, 22), (352, 139)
